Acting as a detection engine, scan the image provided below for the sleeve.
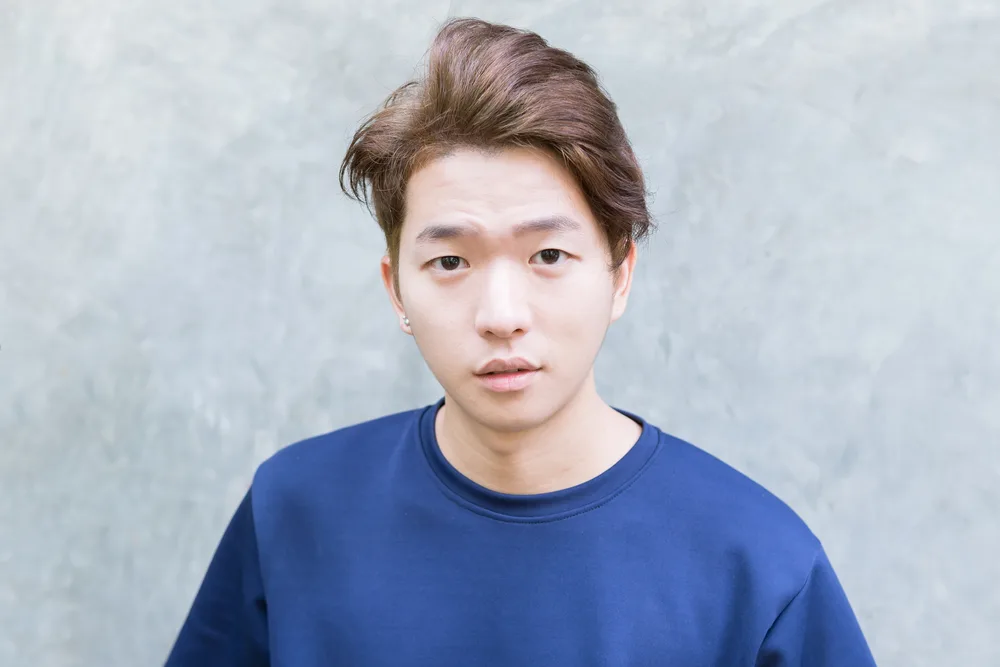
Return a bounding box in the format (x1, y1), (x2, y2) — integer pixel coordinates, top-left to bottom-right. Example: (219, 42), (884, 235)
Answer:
(755, 547), (877, 666)
(164, 489), (270, 667)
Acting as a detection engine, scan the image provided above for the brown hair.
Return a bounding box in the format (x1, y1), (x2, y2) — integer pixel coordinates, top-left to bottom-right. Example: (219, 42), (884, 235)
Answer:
(339, 17), (653, 289)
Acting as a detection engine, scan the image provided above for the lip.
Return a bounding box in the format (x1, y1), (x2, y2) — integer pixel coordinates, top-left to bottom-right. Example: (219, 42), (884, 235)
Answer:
(475, 368), (540, 393)
(474, 357), (541, 393)
(475, 357), (539, 375)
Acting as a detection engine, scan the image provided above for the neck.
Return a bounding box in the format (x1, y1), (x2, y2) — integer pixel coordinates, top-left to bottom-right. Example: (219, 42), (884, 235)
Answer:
(435, 377), (642, 495)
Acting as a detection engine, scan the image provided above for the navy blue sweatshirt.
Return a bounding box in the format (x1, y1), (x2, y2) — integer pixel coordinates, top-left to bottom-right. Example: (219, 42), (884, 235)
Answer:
(165, 399), (876, 665)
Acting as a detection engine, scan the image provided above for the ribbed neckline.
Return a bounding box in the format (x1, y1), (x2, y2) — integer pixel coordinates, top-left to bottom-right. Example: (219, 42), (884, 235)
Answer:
(418, 398), (661, 522)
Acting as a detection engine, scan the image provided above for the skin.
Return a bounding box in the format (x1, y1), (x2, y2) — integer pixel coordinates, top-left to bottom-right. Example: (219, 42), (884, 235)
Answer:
(381, 145), (642, 495)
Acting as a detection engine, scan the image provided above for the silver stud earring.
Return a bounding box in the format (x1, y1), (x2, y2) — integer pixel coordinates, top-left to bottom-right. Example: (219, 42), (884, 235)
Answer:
(403, 316), (410, 327)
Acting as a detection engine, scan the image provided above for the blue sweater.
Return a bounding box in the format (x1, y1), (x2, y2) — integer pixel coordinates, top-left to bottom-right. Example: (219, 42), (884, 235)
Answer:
(165, 400), (876, 665)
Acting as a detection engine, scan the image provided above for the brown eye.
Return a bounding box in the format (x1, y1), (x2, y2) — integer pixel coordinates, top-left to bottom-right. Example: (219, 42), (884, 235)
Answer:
(435, 256), (466, 271)
(533, 249), (565, 265)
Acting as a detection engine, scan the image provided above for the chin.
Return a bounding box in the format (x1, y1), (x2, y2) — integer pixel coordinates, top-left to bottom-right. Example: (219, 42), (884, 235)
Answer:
(448, 386), (562, 433)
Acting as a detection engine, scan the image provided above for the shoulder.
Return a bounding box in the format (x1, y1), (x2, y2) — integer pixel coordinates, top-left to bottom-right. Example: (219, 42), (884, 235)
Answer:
(250, 404), (426, 501)
(648, 427), (822, 575)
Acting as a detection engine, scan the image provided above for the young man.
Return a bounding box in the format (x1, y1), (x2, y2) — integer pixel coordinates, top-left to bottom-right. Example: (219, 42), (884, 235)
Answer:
(166, 18), (877, 666)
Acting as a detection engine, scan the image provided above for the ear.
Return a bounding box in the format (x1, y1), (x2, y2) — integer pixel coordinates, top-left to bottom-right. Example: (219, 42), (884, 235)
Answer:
(380, 255), (412, 335)
(610, 241), (638, 322)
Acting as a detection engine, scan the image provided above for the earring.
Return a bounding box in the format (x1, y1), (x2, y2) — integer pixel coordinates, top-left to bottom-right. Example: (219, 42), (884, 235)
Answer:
(403, 316), (410, 327)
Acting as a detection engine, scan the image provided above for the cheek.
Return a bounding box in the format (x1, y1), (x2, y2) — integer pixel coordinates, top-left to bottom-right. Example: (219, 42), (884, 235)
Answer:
(558, 267), (615, 314)
(408, 296), (472, 371)
(411, 328), (468, 387)
(542, 270), (616, 339)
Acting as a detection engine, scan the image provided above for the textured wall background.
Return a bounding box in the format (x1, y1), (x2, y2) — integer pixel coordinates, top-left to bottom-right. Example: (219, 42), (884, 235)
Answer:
(2, 1), (998, 665)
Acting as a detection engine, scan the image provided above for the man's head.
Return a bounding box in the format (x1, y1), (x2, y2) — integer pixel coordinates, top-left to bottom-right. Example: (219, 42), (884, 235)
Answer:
(340, 18), (653, 431)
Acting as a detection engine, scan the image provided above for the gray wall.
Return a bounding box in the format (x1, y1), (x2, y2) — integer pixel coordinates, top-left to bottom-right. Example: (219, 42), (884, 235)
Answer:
(2, 1), (998, 665)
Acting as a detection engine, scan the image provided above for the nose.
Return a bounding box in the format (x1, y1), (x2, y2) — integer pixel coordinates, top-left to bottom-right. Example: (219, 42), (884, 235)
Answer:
(474, 260), (532, 340)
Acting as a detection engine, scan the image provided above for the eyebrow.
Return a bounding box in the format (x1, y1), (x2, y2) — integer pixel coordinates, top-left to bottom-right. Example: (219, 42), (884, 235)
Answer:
(414, 215), (582, 244)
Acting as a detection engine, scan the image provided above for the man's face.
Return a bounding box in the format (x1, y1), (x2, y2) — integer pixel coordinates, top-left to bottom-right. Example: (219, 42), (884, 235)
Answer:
(383, 146), (636, 432)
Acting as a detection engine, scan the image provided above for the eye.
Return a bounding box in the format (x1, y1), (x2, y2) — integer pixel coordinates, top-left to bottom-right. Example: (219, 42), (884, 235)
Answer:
(531, 249), (567, 266)
(431, 256), (468, 271)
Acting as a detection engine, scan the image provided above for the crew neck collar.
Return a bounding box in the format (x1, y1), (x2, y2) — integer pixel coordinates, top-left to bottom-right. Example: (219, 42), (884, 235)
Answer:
(417, 398), (661, 522)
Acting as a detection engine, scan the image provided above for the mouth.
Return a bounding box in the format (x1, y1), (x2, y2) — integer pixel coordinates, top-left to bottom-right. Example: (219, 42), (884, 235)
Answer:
(474, 358), (541, 392)
(479, 368), (535, 376)
(474, 357), (541, 376)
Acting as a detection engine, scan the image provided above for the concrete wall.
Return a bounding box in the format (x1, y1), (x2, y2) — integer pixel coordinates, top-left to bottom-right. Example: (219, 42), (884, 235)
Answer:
(2, 1), (998, 665)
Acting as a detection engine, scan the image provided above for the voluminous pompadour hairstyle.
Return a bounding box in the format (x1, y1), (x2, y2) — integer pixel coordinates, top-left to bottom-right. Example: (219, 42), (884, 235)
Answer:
(340, 17), (653, 281)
